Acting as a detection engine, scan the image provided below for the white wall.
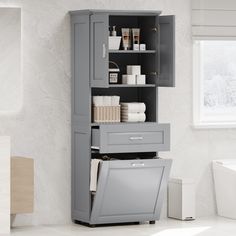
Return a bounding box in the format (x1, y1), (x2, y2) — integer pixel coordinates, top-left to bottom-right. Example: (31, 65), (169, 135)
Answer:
(0, 8), (21, 112)
(0, 0), (235, 226)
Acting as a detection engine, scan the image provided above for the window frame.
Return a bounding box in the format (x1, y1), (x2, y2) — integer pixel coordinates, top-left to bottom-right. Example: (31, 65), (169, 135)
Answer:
(193, 38), (236, 129)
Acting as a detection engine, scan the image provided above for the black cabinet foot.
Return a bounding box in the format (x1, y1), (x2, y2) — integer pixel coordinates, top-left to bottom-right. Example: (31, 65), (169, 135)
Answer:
(149, 221), (156, 224)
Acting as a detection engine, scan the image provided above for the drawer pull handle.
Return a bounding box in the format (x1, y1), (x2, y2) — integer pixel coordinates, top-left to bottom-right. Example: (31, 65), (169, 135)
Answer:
(131, 163), (145, 167)
(129, 136), (143, 141)
(102, 43), (106, 58)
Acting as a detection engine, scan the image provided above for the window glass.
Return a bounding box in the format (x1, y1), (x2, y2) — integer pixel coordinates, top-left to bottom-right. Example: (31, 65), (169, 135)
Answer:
(194, 40), (236, 125)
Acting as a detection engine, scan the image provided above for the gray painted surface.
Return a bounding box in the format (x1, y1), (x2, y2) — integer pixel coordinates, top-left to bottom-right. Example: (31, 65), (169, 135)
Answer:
(158, 15), (175, 87)
(92, 123), (170, 153)
(71, 14), (91, 223)
(90, 14), (109, 87)
(90, 158), (172, 224)
(70, 9), (162, 16)
(70, 10), (175, 226)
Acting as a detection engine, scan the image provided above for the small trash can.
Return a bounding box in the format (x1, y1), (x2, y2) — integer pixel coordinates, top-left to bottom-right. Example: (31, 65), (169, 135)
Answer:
(168, 178), (195, 220)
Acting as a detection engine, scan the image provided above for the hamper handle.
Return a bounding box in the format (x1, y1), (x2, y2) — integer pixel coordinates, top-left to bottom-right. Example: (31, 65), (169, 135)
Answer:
(109, 61), (120, 70)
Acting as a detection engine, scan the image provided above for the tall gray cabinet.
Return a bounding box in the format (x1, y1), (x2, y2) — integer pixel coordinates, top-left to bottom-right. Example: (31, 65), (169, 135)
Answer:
(70, 10), (175, 226)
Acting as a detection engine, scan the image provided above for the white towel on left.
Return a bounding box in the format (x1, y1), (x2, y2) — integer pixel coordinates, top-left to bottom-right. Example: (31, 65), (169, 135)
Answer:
(90, 159), (102, 192)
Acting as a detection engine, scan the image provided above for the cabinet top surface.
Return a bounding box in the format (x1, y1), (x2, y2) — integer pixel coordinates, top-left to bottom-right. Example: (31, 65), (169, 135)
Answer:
(69, 9), (162, 16)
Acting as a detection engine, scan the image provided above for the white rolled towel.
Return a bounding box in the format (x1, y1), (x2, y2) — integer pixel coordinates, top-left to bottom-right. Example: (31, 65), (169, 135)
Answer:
(93, 96), (103, 106)
(103, 96), (112, 106)
(122, 113), (146, 122)
(111, 96), (120, 106)
(121, 102), (146, 113)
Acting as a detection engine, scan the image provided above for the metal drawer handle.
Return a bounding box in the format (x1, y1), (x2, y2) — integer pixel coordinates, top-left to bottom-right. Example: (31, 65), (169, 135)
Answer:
(131, 163), (145, 167)
(129, 136), (143, 141)
(102, 43), (106, 58)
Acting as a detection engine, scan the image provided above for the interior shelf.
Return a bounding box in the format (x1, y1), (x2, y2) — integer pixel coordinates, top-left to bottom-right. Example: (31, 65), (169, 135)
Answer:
(91, 122), (157, 127)
(109, 50), (156, 54)
(92, 86), (157, 123)
(108, 84), (156, 88)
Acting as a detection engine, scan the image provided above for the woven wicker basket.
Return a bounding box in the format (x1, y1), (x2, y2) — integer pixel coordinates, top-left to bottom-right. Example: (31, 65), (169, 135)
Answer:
(93, 106), (120, 123)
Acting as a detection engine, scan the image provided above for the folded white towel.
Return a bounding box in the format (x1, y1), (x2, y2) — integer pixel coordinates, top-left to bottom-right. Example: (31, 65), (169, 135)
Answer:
(122, 113), (146, 122)
(121, 102), (146, 113)
(90, 159), (102, 192)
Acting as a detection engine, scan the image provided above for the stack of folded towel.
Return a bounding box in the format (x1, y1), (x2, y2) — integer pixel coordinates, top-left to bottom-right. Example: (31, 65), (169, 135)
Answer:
(121, 102), (146, 122)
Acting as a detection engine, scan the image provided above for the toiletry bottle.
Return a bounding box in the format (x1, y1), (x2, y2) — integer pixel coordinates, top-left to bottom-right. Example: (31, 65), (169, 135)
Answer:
(121, 28), (130, 50)
(112, 26), (117, 36)
(128, 28), (132, 50)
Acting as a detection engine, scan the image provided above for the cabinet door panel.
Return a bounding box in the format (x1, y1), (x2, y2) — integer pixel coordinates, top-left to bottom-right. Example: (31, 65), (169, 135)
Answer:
(90, 14), (109, 87)
(90, 158), (172, 224)
(71, 14), (91, 222)
(158, 15), (175, 87)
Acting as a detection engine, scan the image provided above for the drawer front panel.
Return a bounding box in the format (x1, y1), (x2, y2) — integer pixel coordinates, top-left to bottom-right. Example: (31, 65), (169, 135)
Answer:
(92, 123), (170, 153)
(90, 158), (172, 224)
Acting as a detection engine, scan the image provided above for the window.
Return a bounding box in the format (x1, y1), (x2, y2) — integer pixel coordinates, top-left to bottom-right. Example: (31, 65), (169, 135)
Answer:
(193, 40), (236, 128)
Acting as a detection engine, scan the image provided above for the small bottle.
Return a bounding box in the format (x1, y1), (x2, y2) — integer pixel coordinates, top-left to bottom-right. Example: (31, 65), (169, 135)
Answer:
(112, 26), (117, 36)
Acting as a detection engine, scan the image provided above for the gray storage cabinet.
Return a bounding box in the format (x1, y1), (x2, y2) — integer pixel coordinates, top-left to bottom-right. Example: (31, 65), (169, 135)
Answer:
(70, 9), (175, 226)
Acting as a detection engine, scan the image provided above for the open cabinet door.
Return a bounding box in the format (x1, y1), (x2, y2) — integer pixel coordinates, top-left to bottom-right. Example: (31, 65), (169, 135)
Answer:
(90, 14), (109, 87)
(158, 15), (175, 87)
(90, 159), (172, 224)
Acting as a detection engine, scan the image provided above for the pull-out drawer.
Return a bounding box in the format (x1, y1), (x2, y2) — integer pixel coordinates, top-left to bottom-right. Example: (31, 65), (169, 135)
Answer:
(90, 158), (172, 224)
(92, 123), (170, 153)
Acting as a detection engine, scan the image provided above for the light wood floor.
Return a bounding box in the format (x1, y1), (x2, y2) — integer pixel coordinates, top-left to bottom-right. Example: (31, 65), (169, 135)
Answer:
(11, 217), (236, 236)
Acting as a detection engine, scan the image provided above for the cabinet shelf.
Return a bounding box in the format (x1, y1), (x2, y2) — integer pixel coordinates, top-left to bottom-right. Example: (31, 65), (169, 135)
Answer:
(108, 84), (156, 88)
(91, 122), (157, 127)
(109, 50), (156, 54)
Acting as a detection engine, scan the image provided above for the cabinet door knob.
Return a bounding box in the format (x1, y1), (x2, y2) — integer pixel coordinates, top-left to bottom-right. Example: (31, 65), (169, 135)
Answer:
(102, 43), (106, 58)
